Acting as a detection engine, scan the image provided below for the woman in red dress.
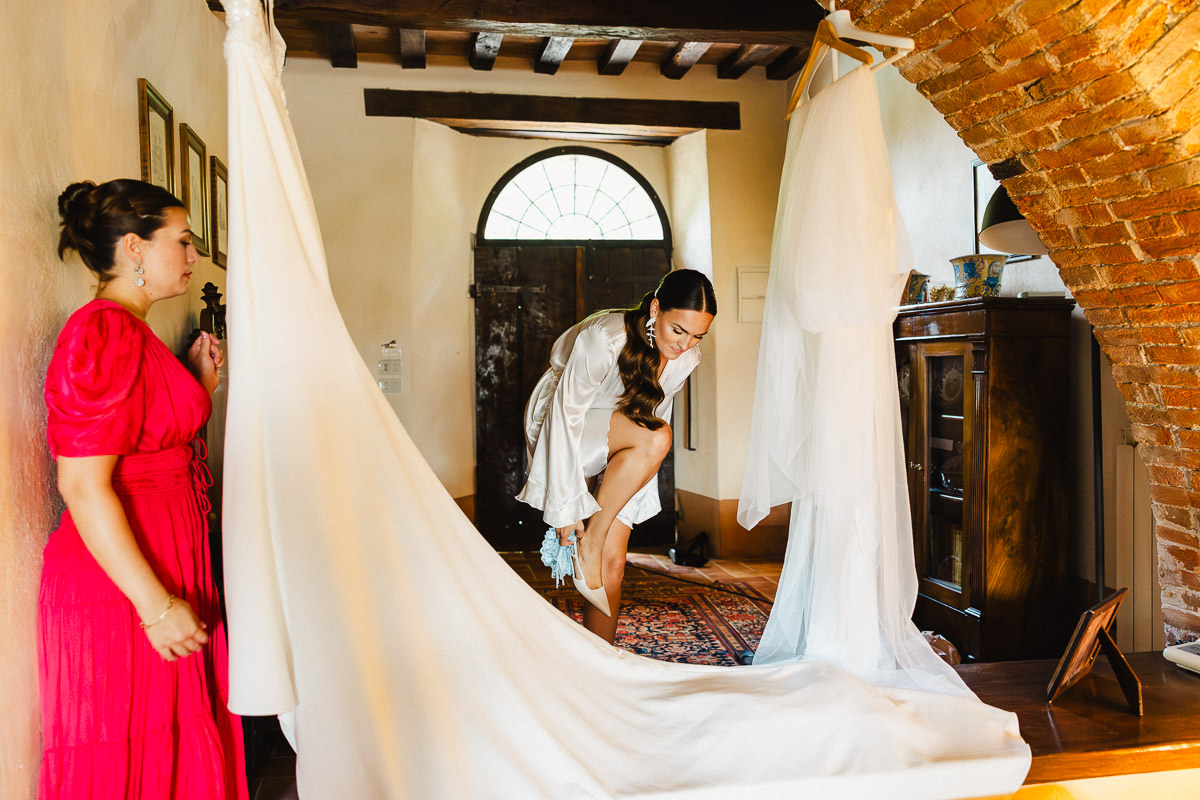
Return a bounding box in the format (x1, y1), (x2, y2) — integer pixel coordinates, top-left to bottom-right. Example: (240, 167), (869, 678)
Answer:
(39, 179), (247, 799)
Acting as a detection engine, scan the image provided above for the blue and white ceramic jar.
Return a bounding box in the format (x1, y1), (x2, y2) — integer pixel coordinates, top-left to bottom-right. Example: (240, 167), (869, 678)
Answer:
(950, 254), (1008, 298)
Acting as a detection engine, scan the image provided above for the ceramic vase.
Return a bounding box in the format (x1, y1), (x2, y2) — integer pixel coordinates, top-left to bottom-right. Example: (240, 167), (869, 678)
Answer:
(950, 254), (1008, 298)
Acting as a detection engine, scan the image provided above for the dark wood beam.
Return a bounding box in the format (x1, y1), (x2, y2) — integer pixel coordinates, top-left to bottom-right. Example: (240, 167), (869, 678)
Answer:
(661, 41), (711, 80)
(470, 32), (503, 70)
(397, 28), (426, 68)
(270, 1), (824, 45)
(765, 42), (812, 80)
(717, 44), (777, 79)
(598, 39), (641, 75)
(534, 37), (574, 75)
(363, 89), (740, 137)
(429, 120), (694, 146)
(323, 21), (357, 68)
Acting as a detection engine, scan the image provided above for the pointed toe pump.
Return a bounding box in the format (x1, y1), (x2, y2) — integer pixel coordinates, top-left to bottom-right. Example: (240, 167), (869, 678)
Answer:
(571, 547), (611, 617)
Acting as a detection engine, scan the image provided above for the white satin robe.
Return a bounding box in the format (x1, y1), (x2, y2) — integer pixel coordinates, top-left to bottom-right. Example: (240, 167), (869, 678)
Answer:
(517, 311), (700, 528)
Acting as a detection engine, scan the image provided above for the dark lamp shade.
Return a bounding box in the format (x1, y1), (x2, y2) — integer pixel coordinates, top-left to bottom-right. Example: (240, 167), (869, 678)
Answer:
(978, 184), (1049, 256)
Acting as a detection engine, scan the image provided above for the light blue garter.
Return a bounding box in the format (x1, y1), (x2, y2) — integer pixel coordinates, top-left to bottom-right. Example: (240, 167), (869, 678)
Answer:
(540, 528), (576, 588)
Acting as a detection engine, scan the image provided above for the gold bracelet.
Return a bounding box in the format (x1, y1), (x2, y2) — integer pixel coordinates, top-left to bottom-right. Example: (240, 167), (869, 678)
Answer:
(139, 595), (175, 629)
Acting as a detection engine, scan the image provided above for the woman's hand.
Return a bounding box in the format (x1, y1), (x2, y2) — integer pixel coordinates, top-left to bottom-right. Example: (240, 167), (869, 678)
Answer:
(141, 596), (210, 661)
(557, 522), (584, 547)
(187, 332), (224, 393)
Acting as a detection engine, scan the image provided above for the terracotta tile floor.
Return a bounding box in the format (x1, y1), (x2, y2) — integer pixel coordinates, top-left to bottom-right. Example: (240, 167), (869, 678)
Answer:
(250, 548), (784, 799)
(625, 549), (782, 602)
(505, 547), (783, 602)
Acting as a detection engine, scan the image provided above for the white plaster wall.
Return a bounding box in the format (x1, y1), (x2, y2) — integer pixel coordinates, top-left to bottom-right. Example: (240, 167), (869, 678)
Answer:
(666, 130), (717, 495)
(0, 2), (227, 796)
(875, 63), (1140, 600)
(705, 90), (790, 500)
(281, 56), (789, 503)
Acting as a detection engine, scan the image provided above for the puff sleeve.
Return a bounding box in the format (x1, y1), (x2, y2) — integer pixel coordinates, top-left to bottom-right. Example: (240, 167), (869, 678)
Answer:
(517, 323), (620, 528)
(45, 304), (146, 458)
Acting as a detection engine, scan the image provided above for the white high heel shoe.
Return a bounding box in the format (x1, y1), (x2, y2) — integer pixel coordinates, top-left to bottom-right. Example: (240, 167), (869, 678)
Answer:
(571, 546), (611, 617)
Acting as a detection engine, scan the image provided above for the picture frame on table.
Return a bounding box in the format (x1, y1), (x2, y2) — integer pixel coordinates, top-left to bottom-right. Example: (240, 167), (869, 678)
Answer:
(180, 124), (210, 256)
(972, 159), (1035, 264)
(210, 156), (229, 268)
(137, 79), (175, 193)
(1046, 588), (1142, 715)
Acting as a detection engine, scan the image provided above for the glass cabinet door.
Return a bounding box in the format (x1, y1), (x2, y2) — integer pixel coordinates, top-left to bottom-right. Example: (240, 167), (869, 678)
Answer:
(898, 341), (973, 611)
(922, 351), (967, 591)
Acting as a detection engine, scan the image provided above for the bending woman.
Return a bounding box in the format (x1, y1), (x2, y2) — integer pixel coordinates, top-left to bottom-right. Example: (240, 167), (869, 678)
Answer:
(40, 179), (246, 798)
(517, 269), (716, 642)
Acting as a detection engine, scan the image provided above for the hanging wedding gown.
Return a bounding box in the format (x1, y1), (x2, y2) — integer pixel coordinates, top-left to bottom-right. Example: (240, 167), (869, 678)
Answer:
(220, 3), (1030, 797)
(738, 65), (969, 697)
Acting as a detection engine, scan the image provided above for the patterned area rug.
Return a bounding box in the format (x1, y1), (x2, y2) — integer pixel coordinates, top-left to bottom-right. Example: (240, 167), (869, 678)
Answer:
(537, 566), (772, 666)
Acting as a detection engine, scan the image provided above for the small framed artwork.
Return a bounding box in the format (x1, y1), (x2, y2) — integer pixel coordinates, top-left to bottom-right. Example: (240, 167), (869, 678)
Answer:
(180, 124), (210, 256)
(137, 79), (175, 193)
(972, 159), (1035, 263)
(210, 156), (229, 268)
(1046, 588), (1142, 714)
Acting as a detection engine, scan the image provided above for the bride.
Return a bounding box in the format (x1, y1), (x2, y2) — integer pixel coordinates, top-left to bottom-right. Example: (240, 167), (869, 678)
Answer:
(518, 269), (715, 641)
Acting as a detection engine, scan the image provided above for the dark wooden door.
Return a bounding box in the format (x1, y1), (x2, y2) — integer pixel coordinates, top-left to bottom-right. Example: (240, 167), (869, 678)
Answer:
(473, 244), (672, 550)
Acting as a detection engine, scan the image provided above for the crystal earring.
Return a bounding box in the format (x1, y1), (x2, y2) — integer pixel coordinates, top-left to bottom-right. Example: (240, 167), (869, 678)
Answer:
(134, 257), (145, 287)
(645, 316), (656, 345)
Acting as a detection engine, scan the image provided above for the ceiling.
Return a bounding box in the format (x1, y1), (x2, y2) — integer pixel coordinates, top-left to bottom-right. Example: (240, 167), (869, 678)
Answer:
(206, 1), (828, 142)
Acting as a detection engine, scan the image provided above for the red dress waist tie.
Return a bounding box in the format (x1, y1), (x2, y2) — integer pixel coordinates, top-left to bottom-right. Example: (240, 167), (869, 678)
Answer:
(110, 439), (213, 517)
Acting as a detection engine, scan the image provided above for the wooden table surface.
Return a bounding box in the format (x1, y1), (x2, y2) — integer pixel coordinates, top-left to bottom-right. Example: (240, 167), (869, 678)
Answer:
(956, 650), (1200, 783)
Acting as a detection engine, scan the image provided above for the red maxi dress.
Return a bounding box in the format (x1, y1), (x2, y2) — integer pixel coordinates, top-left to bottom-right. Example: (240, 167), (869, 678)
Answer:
(38, 299), (247, 800)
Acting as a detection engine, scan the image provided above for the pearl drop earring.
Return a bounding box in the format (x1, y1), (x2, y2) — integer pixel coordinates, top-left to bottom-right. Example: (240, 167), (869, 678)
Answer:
(645, 316), (656, 345)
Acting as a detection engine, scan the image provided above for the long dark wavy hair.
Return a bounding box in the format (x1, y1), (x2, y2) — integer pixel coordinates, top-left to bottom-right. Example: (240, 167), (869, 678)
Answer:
(616, 269), (717, 430)
(57, 179), (185, 279)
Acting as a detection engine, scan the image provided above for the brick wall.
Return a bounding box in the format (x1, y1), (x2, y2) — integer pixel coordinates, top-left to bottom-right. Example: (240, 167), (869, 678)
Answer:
(842, 0), (1200, 640)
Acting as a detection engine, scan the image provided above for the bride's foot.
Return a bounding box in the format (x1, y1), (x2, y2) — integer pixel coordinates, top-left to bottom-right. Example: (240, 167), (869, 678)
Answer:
(575, 530), (606, 591)
(571, 545), (611, 617)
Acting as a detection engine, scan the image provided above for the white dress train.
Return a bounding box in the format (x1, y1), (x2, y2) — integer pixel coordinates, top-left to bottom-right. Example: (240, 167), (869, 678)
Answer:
(220, 3), (1031, 798)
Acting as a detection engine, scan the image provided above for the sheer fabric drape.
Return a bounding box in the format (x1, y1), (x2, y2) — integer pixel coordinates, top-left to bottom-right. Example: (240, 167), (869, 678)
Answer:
(220, 4), (1030, 797)
(738, 66), (968, 694)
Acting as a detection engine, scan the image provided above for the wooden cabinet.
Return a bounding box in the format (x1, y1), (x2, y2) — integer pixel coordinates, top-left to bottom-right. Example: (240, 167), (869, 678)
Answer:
(895, 297), (1075, 661)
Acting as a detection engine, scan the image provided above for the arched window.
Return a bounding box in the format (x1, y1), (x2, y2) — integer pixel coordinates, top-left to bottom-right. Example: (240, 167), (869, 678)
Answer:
(478, 147), (670, 244)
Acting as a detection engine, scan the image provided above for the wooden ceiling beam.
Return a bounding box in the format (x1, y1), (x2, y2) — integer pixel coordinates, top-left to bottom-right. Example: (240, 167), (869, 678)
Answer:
(765, 43), (811, 80)
(535, 37), (574, 75)
(397, 28), (426, 68)
(470, 32), (504, 70)
(323, 21), (357, 68)
(268, 0), (824, 45)
(598, 39), (642, 76)
(661, 42), (712, 80)
(717, 44), (777, 79)
(363, 89), (740, 132)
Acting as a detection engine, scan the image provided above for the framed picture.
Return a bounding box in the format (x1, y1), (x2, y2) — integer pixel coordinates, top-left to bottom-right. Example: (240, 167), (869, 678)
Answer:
(1046, 588), (1141, 714)
(972, 159), (1035, 263)
(210, 156), (229, 268)
(180, 124), (210, 256)
(137, 79), (175, 193)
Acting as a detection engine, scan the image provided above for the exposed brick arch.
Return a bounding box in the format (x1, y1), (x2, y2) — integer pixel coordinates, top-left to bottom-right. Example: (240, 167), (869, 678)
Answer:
(841, 0), (1200, 639)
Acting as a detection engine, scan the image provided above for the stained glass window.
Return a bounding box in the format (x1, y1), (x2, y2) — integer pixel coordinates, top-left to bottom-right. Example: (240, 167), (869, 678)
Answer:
(482, 152), (665, 241)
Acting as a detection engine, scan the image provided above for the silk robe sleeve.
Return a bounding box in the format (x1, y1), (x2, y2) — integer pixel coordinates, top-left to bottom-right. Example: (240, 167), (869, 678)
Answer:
(517, 323), (621, 528)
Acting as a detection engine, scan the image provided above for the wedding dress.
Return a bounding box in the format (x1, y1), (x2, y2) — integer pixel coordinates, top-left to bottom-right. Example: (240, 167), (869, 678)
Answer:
(220, 3), (1030, 797)
(739, 64), (968, 696)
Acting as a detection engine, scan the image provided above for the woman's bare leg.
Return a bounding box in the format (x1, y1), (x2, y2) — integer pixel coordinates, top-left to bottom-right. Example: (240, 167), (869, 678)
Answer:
(582, 519), (632, 642)
(576, 411), (671, 591)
